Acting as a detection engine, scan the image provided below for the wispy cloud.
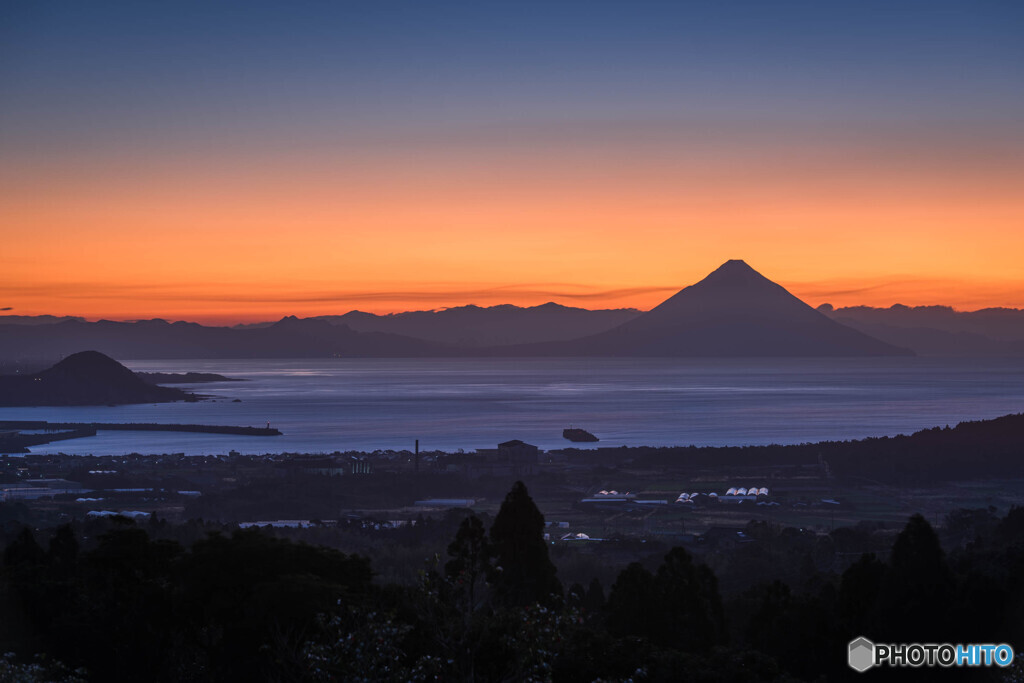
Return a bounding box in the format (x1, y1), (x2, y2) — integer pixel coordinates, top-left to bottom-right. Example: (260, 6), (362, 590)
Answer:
(0, 282), (674, 305)
(254, 286), (677, 305)
(789, 281), (922, 299)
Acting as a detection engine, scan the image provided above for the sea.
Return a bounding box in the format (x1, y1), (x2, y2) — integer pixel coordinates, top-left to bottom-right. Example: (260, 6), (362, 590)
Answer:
(3, 357), (1024, 456)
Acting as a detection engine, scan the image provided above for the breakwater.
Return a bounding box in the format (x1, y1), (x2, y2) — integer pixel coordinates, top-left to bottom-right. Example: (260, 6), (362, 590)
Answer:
(0, 421), (281, 437)
(0, 428), (98, 453)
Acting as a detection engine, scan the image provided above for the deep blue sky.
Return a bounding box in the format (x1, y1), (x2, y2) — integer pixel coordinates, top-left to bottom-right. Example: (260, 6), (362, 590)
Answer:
(4, 0), (1022, 152)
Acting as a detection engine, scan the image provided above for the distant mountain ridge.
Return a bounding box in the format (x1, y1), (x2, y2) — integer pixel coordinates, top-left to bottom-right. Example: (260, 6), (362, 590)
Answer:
(0, 304), (637, 360)
(0, 315), (87, 325)
(305, 302), (641, 346)
(0, 350), (193, 406)
(820, 304), (1024, 356)
(504, 260), (912, 357)
(0, 262), (916, 358)
(0, 317), (453, 360)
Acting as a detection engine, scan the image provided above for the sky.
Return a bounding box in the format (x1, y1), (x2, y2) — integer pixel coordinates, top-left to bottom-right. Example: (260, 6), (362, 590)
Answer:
(2, 0), (1022, 323)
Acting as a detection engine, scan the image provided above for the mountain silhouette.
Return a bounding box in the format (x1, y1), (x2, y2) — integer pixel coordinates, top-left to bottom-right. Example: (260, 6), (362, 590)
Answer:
(820, 304), (1024, 356)
(0, 263), (914, 358)
(0, 317), (453, 360)
(0, 350), (192, 406)
(304, 303), (641, 346)
(516, 260), (913, 357)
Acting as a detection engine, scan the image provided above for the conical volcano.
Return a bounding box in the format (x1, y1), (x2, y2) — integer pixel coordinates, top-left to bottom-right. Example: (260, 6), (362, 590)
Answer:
(560, 260), (912, 356)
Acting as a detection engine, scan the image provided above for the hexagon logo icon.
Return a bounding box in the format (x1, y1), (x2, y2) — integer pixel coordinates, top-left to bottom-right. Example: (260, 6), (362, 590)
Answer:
(848, 637), (875, 672)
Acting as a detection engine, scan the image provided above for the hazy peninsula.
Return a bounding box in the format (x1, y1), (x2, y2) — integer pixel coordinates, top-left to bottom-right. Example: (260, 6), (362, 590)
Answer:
(0, 351), (195, 406)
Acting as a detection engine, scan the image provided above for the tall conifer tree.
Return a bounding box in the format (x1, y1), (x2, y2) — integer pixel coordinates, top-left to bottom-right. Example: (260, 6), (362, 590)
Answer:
(489, 481), (561, 606)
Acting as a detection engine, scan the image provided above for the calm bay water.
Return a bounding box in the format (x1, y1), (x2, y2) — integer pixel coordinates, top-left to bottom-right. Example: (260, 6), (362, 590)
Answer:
(3, 357), (1024, 455)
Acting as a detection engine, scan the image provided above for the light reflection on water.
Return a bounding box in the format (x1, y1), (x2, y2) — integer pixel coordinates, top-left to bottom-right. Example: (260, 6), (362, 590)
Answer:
(0, 357), (1022, 455)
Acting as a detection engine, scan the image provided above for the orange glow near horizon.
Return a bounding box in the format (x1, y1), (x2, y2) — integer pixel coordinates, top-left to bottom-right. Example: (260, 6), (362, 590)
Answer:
(5, 276), (1024, 326)
(3, 124), (1023, 324)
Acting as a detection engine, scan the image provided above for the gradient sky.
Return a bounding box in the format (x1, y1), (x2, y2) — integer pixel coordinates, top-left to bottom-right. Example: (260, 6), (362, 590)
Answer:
(2, 0), (1022, 323)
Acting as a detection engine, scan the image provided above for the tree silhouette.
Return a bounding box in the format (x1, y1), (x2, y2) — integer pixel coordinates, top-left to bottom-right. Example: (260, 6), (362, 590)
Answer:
(46, 525), (78, 581)
(488, 481), (561, 607)
(607, 561), (658, 640)
(654, 546), (726, 651)
(838, 551), (885, 636)
(445, 514), (493, 618)
(877, 514), (953, 641)
(584, 577), (606, 614)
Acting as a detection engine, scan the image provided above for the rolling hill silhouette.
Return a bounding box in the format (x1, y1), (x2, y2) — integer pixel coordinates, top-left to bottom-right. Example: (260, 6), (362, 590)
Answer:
(0, 350), (193, 406)
(515, 260), (912, 357)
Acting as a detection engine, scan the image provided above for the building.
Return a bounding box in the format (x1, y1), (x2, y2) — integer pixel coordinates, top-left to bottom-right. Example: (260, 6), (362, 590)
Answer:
(280, 456), (372, 477)
(0, 478), (85, 501)
(464, 439), (541, 478)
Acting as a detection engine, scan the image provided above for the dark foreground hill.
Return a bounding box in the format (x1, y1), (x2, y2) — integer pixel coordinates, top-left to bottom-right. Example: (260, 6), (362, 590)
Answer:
(570, 412), (1024, 485)
(504, 260), (911, 357)
(0, 351), (193, 406)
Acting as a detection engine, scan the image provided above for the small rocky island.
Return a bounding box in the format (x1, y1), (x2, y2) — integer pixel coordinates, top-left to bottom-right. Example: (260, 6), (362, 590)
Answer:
(563, 427), (599, 442)
(0, 350), (197, 406)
